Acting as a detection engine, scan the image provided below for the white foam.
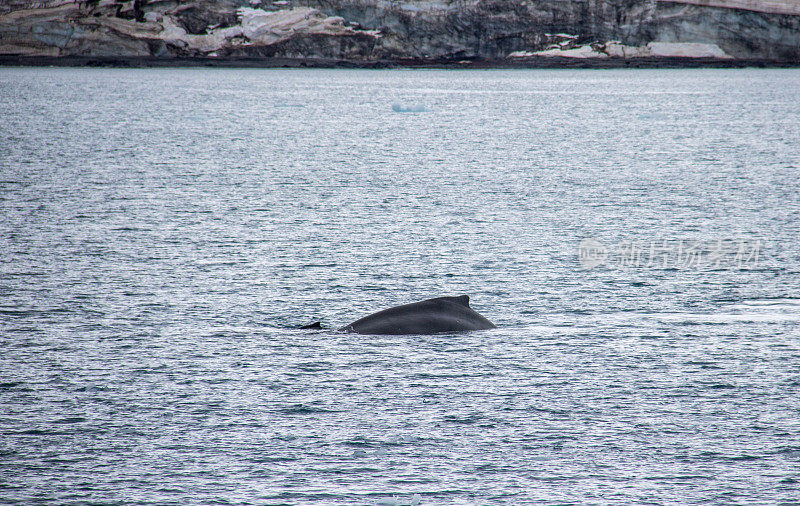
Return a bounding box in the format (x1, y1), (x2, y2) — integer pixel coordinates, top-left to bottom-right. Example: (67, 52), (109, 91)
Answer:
(640, 299), (800, 323)
(654, 312), (800, 323)
(566, 300), (800, 326)
(732, 298), (800, 307)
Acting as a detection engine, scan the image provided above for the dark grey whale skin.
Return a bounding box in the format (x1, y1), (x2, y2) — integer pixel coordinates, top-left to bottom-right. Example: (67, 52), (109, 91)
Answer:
(337, 295), (496, 335)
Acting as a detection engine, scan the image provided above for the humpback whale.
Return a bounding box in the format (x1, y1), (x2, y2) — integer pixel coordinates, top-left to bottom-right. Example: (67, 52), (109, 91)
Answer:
(303, 295), (495, 335)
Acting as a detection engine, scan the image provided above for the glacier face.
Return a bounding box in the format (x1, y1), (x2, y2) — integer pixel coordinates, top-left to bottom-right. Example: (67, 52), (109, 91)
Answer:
(0, 0), (798, 61)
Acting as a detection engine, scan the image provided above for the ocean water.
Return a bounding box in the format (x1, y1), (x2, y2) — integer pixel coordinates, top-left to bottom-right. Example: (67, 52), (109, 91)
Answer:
(1, 67), (799, 504)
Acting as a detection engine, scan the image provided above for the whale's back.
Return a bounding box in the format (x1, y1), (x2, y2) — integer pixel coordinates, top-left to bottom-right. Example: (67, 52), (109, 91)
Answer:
(338, 295), (495, 335)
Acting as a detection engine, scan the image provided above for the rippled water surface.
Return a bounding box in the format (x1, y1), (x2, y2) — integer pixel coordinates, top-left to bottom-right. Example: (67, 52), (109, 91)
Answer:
(1, 67), (800, 504)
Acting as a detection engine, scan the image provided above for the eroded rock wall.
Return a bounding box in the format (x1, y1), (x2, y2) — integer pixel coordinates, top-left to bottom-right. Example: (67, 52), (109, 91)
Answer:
(0, 0), (798, 61)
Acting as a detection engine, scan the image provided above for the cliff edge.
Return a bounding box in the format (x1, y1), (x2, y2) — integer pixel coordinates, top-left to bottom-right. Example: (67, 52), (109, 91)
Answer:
(1, 0), (798, 64)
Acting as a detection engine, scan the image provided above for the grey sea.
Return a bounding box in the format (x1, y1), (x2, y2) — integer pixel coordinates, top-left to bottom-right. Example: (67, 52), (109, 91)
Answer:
(1, 67), (799, 504)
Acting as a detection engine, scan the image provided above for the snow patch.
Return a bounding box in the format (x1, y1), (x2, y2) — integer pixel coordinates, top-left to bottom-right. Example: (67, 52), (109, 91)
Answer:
(604, 42), (651, 58)
(647, 42), (733, 58)
(155, 7), (380, 53)
(509, 41), (732, 59)
(656, 0), (800, 16)
(510, 44), (607, 58)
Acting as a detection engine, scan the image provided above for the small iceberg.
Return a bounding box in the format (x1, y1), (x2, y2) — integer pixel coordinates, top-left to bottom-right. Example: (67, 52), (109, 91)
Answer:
(375, 494), (421, 506)
(392, 102), (427, 113)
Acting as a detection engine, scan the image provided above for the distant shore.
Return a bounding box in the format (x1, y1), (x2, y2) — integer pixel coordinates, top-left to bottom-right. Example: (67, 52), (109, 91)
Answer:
(2, 55), (798, 69)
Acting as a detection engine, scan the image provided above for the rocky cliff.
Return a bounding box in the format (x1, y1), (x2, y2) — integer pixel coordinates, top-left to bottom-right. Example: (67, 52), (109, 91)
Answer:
(1, 0), (798, 63)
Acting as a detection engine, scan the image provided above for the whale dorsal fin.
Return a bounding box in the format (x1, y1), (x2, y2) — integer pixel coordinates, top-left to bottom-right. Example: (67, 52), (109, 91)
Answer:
(300, 321), (323, 329)
(448, 295), (470, 307)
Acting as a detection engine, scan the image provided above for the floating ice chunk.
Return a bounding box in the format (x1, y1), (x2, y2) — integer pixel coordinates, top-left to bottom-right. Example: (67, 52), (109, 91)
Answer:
(392, 102), (427, 113)
(375, 495), (421, 506)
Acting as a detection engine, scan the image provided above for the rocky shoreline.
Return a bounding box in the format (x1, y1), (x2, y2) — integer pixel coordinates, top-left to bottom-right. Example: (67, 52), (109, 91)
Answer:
(1, 54), (797, 69)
